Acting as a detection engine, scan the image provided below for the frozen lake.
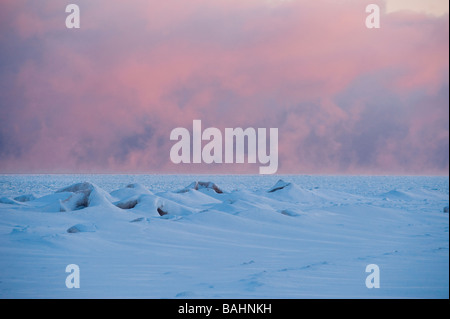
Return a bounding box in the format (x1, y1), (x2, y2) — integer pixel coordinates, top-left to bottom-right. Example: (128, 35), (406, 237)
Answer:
(0, 174), (448, 298)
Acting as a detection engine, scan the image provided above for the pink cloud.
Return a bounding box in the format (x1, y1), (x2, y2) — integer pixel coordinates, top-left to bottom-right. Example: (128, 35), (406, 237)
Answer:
(0, 0), (448, 174)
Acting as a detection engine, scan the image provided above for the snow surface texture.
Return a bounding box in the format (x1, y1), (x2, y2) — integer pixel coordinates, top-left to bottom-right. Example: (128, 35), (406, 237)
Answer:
(0, 175), (448, 298)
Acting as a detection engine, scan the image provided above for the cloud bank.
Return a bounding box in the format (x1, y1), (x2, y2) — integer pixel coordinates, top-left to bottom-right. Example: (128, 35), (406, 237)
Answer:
(0, 0), (448, 174)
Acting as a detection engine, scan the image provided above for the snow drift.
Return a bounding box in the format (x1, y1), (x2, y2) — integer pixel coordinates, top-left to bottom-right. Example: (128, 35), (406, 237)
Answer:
(0, 175), (448, 298)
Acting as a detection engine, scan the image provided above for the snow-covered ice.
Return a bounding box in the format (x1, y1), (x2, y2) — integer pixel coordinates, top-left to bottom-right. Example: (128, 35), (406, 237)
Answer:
(0, 175), (448, 298)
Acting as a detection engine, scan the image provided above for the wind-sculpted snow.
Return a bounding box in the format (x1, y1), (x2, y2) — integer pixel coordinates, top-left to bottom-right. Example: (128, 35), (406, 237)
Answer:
(13, 194), (37, 203)
(177, 181), (224, 194)
(57, 182), (116, 212)
(0, 175), (448, 298)
(67, 223), (97, 233)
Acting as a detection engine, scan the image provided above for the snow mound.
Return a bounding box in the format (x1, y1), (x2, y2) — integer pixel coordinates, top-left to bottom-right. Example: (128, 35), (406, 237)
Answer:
(115, 196), (140, 210)
(14, 194), (37, 202)
(0, 197), (21, 205)
(57, 182), (95, 194)
(177, 181), (223, 194)
(60, 192), (88, 212)
(108, 184), (155, 211)
(268, 180), (291, 193)
(159, 189), (221, 209)
(57, 182), (114, 212)
(110, 183), (152, 200)
(266, 180), (322, 203)
(155, 197), (199, 217)
(67, 223), (97, 233)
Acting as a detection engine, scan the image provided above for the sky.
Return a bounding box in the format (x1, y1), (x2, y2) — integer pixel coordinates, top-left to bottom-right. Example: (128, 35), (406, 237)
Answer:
(0, 0), (448, 175)
(385, 0), (449, 16)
